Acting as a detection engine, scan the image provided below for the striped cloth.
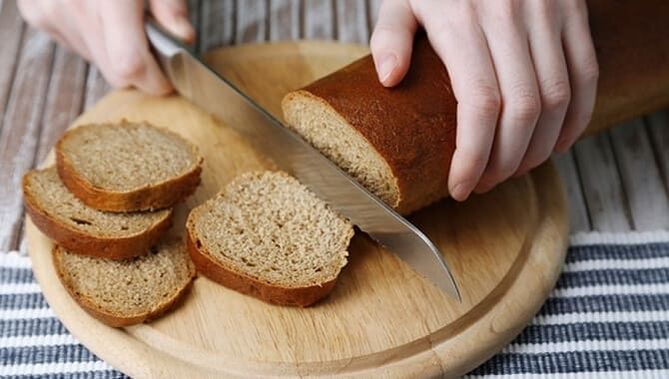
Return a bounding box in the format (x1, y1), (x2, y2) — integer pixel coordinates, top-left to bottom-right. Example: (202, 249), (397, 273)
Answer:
(2, 232), (668, 378)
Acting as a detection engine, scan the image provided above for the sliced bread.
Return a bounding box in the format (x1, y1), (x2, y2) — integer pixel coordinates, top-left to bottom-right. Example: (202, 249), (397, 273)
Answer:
(53, 239), (196, 327)
(56, 120), (204, 212)
(186, 171), (354, 307)
(23, 167), (172, 259)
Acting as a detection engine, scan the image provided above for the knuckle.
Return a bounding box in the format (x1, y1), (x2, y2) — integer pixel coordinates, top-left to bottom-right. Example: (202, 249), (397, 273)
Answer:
(113, 52), (145, 80)
(430, 19), (454, 38)
(506, 91), (541, 125)
(433, 6), (473, 35)
(498, 0), (522, 16)
(535, 0), (555, 17)
(479, 0), (521, 20)
(448, 2), (478, 33)
(455, 1), (477, 21)
(466, 83), (502, 118)
(540, 78), (571, 110)
(563, 0), (587, 14)
(578, 57), (600, 84)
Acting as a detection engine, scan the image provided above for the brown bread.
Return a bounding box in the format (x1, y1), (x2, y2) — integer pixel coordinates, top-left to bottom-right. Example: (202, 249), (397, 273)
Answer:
(23, 167), (172, 259)
(186, 171), (354, 307)
(53, 239), (195, 327)
(282, 1), (669, 214)
(56, 121), (203, 212)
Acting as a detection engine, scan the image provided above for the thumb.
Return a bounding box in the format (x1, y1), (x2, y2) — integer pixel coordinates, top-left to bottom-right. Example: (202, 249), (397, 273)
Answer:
(149, 0), (195, 43)
(370, 0), (417, 87)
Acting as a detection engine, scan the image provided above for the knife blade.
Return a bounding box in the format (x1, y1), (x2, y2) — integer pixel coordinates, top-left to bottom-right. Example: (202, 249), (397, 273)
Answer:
(145, 20), (461, 302)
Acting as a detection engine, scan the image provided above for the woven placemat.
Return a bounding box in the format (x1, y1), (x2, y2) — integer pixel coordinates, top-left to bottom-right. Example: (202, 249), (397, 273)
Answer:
(2, 231), (668, 378)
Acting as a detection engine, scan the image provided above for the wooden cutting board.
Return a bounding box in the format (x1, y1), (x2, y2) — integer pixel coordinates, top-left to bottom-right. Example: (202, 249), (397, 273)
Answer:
(26, 42), (569, 378)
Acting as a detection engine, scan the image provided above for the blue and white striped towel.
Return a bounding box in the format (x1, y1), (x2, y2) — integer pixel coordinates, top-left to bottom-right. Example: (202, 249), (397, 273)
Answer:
(2, 231), (668, 378)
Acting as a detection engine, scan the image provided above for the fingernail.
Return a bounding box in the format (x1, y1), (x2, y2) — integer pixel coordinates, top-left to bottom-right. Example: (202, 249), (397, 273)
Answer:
(172, 18), (195, 42)
(554, 137), (570, 153)
(450, 181), (472, 201)
(377, 54), (397, 85)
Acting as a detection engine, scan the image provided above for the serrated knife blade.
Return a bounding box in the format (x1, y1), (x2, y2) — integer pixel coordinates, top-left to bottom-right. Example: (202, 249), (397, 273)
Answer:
(145, 20), (461, 302)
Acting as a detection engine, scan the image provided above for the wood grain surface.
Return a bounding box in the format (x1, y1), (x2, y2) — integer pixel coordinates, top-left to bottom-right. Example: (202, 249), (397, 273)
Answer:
(26, 41), (568, 378)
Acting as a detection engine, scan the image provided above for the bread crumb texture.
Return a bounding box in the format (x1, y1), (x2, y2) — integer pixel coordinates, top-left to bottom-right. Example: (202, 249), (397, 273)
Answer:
(190, 171), (354, 288)
(282, 92), (400, 207)
(55, 239), (194, 316)
(58, 121), (199, 192)
(25, 167), (170, 237)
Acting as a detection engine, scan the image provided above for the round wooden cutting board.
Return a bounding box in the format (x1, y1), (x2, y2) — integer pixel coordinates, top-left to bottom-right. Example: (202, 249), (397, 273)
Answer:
(26, 42), (569, 378)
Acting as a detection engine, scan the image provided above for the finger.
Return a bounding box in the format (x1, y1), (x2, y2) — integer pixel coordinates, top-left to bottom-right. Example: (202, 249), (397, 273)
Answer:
(370, 0), (417, 87)
(52, 29), (93, 62)
(18, 0), (91, 60)
(515, 2), (571, 176)
(70, 2), (120, 87)
(149, 0), (195, 43)
(555, 1), (599, 152)
(415, 1), (500, 201)
(100, 0), (172, 95)
(475, 4), (541, 193)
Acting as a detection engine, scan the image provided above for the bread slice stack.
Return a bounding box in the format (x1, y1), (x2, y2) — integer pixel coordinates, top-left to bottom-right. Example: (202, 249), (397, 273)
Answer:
(27, 121), (355, 312)
(24, 121), (202, 326)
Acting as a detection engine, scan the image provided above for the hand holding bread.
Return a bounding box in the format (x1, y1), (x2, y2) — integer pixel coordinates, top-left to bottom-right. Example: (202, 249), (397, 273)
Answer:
(370, 0), (598, 201)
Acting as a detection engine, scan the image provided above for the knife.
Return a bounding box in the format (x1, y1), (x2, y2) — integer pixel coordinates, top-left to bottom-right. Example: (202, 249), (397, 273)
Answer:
(144, 20), (461, 302)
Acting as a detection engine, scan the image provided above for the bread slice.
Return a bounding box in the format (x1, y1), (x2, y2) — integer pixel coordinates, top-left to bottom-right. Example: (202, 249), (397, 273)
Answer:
(186, 171), (354, 307)
(23, 167), (173, 259)
(56, 120), (204, 212)
(53, 239), (195, 327)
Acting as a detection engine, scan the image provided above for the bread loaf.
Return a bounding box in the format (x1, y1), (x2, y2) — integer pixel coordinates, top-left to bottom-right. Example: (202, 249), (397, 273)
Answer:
(56, 121), (203, 212)
(186, 171), (354, 306)
(282, 0), (669, 214)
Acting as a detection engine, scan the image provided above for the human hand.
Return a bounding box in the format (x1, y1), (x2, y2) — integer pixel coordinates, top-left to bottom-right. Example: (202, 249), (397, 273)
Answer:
(18, 0), (195, 95)
(370, 0), (599, 201)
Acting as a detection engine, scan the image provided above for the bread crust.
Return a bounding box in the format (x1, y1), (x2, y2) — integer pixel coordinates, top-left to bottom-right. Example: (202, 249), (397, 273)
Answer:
(283, 1), (669, 214)
(185, 218), (337, 307)
(55, 123), (204, 212)
(285, 35), (456, 215)
(23, 172), (173, 260)
(53, 245), (196, 328)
